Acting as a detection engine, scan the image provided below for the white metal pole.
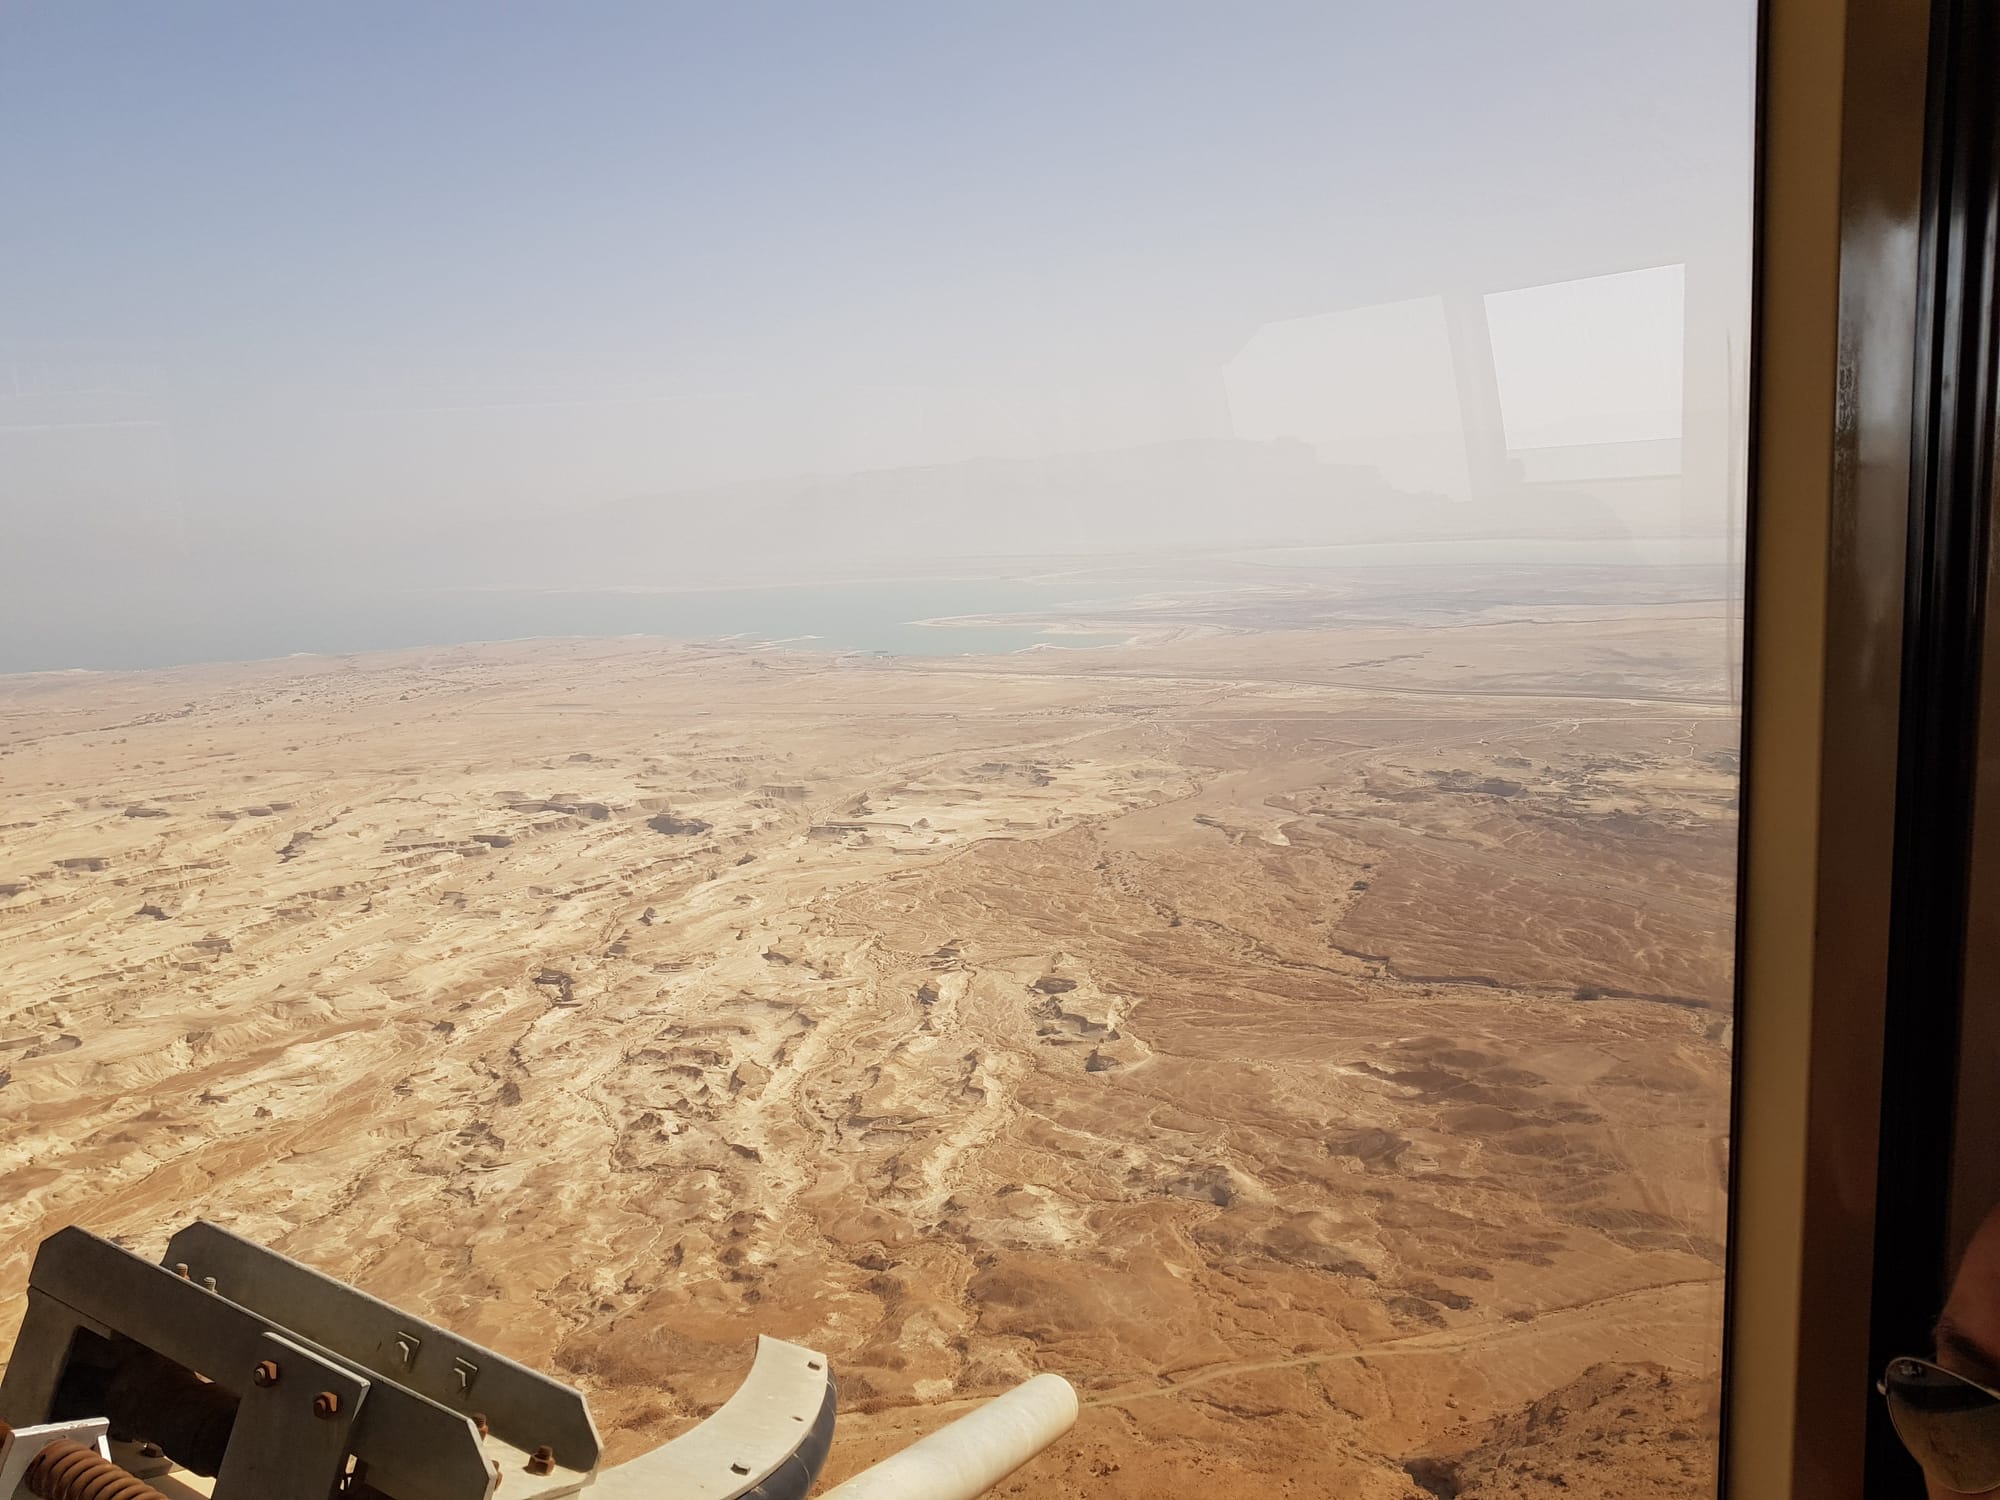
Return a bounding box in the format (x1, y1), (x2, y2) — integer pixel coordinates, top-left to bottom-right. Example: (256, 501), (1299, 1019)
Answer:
(817, 1374), (1079, 1500)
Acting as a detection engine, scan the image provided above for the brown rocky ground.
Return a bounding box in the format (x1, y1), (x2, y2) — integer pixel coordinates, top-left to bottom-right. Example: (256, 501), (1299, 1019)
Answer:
(0, 599), (1736, 1497)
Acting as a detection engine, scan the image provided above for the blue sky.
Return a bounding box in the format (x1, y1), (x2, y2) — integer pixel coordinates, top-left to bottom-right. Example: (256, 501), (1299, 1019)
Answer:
(0, 1), (1756, 571)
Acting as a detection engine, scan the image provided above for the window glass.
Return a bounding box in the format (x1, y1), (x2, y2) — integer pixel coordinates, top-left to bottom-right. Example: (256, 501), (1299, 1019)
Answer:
(0, 4), (1754, 1493)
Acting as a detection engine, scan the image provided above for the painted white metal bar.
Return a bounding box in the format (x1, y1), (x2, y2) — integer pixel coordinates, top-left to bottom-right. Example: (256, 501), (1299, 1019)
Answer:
(816, 1374), (1077, 1500)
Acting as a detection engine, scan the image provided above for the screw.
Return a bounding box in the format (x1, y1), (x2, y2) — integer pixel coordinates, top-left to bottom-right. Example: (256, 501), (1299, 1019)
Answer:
(526, 1446), (555, 1476)
(313, 1391), (341, 1419)
(251, 1360), (281, 1388)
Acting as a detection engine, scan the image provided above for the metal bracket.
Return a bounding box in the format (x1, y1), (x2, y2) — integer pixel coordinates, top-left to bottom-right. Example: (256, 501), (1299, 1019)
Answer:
(21, 1228), (495, 1500)
(0, 1418), (111, 1500)
(215, 1333), (368, 1500)
(0, 1290), (107, 1429)
(162, 1222), (597, 1469)
(1, 1227), (842, 1500)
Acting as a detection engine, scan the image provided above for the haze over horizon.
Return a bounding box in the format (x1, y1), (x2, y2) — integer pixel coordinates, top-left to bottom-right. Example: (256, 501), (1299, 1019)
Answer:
(2, 1), (1752, 654)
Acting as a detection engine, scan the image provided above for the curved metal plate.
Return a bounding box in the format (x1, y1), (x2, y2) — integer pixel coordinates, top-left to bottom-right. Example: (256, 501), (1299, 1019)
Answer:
(589, 1337), (834, 1500)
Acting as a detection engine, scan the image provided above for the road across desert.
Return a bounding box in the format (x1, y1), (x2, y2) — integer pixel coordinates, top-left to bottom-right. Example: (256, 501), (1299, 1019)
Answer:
(0, 589), (1736, 1498)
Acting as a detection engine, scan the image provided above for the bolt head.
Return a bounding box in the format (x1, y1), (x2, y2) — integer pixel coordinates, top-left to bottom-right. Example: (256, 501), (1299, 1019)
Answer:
(526, 1445), (555, 1475)
(312, 1391), (341, 1419)
(251, 1360), (281, 1387)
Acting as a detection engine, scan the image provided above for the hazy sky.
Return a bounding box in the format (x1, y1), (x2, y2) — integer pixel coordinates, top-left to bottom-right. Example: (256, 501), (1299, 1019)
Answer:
(0, 1), (1756, 583)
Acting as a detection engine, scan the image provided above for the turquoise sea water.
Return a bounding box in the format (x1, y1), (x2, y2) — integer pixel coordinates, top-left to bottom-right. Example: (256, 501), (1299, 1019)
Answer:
(1, 534), (1730, 674)
(0, 577), (1140, 673)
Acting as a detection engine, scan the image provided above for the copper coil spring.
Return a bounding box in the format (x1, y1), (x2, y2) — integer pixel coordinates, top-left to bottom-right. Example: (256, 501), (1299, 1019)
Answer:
(23, 1439), (172, 1500)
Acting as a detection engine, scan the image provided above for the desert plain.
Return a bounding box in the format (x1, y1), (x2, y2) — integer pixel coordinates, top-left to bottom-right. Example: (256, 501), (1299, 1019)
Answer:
(0, 564), (1738, 1498)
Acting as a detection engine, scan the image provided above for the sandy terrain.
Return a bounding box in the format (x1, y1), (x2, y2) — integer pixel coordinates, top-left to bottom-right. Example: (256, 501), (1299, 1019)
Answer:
(0, 594), (1736, 1497)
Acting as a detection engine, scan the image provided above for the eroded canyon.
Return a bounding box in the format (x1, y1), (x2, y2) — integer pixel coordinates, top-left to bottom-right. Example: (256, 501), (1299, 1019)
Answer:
(0, 589), (1736, 1498)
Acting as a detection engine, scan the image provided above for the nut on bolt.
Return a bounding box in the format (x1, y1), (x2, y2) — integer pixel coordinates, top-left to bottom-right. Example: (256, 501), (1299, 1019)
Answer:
(313, 1391), (341, 1419)
(251, 1359), (281, 1387)
(526, 1446), (556, 1476)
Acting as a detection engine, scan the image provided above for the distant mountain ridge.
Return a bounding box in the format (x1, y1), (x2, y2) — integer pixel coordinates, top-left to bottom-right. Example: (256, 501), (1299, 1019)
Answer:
(0, 436), (1659, 597)
(566, 437), (1636, 588)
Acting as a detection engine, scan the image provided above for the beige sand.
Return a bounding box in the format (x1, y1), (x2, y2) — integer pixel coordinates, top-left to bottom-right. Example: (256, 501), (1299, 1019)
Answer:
(0, 602), (1736, 1497)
